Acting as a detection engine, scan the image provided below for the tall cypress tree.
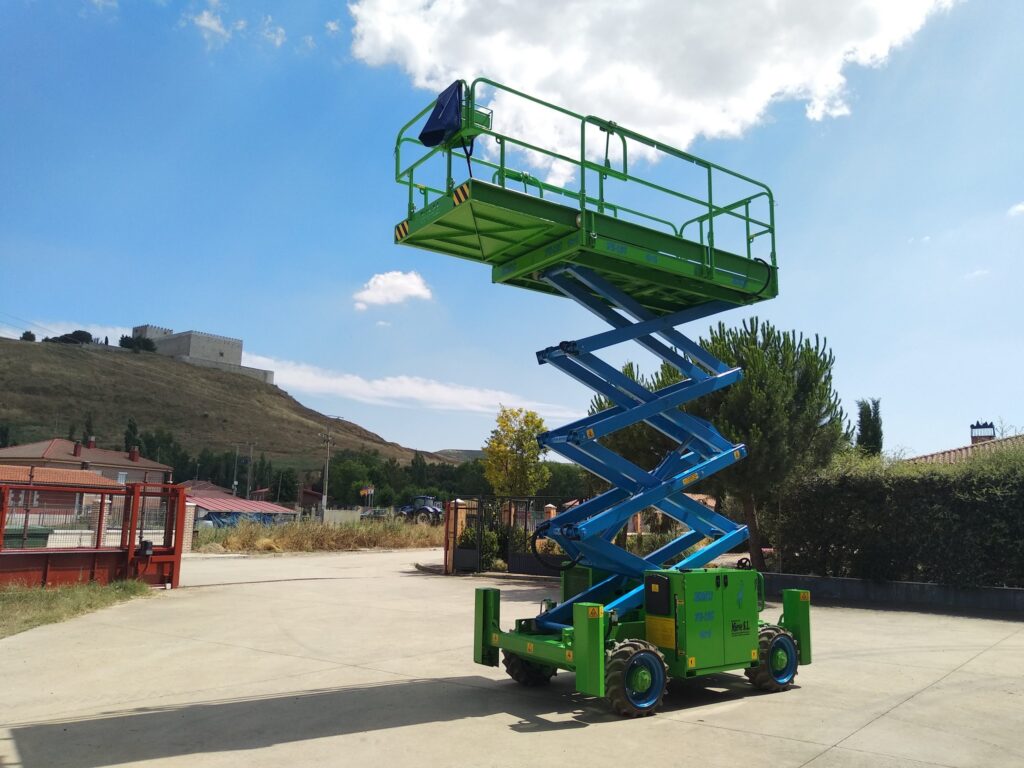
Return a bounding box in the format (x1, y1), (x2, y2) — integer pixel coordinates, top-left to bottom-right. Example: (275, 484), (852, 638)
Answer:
(855, 398), (883, 455)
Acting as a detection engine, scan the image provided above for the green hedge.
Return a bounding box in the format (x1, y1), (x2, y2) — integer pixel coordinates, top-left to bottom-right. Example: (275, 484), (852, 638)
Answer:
(771, 449), (1024, 588)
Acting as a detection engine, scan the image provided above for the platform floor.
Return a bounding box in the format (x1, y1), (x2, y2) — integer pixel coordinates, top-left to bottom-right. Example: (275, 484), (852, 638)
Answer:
(397, 180), (778, 314)
(1, 550), (1021, 767)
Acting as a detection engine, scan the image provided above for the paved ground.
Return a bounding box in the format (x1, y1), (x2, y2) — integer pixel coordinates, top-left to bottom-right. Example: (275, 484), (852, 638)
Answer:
(1, 550), (1022, 768)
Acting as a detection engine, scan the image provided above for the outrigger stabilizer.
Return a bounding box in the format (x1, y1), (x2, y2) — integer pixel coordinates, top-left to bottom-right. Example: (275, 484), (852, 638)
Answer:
(394, 79), (812, 716)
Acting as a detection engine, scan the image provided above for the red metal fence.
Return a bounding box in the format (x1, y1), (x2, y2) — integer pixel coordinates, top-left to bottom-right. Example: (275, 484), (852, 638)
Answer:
(0, 483), (187, 588)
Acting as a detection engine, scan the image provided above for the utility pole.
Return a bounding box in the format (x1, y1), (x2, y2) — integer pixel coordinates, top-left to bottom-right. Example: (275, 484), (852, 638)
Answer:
(246, 442), (254, 499)
(318, 427), (334, 512)
(231, 444), (239, 496)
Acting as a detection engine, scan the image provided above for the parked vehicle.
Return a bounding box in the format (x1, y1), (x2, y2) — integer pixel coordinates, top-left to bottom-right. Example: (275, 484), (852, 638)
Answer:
(397, 495), (443, 525)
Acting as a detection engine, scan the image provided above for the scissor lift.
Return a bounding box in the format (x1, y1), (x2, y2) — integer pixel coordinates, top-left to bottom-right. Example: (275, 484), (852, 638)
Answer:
(395, 79), (811, 716)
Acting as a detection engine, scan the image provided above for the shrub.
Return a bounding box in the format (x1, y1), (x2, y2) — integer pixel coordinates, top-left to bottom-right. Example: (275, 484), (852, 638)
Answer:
(193, 519), (444, 553)
(773, 449), (1024, 587)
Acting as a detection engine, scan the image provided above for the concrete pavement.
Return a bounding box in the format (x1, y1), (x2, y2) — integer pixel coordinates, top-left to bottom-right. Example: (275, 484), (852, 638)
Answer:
(1, 549), (1021, 768)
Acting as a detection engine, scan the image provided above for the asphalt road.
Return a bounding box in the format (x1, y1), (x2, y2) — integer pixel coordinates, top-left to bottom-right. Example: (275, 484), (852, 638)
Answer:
(1, 550), (1021, 768)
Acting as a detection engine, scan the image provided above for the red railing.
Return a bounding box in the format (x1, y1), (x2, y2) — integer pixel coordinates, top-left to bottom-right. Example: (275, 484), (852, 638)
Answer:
(0, 483), (187, 588)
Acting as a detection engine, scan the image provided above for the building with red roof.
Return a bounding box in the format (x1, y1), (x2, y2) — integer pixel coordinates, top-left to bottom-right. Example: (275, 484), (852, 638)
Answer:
(0, 438), (172, 484)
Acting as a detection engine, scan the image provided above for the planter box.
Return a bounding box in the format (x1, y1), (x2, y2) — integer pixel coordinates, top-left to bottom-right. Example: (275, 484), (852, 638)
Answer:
(3, 527), (53, 550)
(763, 572), (1024, 615)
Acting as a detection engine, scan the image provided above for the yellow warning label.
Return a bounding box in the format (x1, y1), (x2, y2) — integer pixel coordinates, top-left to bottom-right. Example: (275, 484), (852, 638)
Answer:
(395, 221), (410, 240)
(491, 632), (499, 645)
(651, 583), (660, 593)
(750, 648), (758, 660)
(452, 183), (470, 205)
(646, 616), (675, 649)
(587, 606), (603, 619)
(800, 591), (811, 602)
(585, 428), (595, 439)
(733, 449), (741, 460)
(566, 650), (574, 662)
(687, 656), (697, 669)
(683, 472), (698, 486)
(526, 642), (534, 653)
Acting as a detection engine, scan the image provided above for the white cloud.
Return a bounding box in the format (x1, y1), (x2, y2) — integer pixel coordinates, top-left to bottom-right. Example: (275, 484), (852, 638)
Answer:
(375, 320), (392, 327)
(233, 19), (247, 32)
(243, 352), (582, 420)
(262, 15), (287, 48)
(351, 0), (953, 182)
(353, 271), (432, 311)
(1008, 202), (1024, 217)
(963, 268), (990, 280)
(192, 8), (230, 46)
(301, 35), (316, 51)
(89, 0), (118, 11)
(325, 19), (341, 36)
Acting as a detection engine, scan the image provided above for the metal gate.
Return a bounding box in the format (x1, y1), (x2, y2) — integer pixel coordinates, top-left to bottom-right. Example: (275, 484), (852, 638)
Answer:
(0, 483), (187, 588)
(444, 495), (577, 576)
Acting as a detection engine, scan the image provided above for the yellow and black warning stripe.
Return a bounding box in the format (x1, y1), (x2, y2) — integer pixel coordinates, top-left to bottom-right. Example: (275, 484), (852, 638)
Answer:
(395, 220), (410, 240)
(452, 183), (470, 205)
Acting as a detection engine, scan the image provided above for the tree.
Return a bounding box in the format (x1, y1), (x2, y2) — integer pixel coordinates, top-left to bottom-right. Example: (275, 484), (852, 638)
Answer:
(81, 411), (95, 445)
(537, 462), (591, 499)
(19, 330), (35, 342)
(119, 334), (156, 353)
(273, 468), (299, 504)
(0, 424), (12, 448)
(674, 318), (846, 570)
(410, 452), (428, 486)
(45, 330), (92, 345)
(124, 416), (140, 452)
(483, 406), (551, 496)
(855, 398), (883, 455)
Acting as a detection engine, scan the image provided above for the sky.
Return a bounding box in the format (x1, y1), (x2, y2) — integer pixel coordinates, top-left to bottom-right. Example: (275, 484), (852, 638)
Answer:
(1, 0), (1022, 457)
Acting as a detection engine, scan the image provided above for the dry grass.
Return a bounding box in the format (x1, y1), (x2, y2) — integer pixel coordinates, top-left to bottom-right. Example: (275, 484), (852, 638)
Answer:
(0, 580), (151, 639)
(193, 520), (445, 553)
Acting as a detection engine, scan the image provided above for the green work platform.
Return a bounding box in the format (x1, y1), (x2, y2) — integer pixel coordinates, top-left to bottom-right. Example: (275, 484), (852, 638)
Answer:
(394, 79), (778, 315)
(395, 79), (807, 717)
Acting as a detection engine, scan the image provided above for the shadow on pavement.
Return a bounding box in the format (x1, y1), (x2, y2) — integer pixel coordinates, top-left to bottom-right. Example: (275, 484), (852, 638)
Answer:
(8, 670), (770, 767)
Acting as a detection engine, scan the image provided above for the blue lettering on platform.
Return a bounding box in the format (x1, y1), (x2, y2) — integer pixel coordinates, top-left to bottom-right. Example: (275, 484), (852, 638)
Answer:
(694, 591), (714, 603)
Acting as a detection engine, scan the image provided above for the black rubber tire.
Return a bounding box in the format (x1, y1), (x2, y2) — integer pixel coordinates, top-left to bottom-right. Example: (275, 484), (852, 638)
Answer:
(745, 625), (798, 692)
(605, 639), (669, 717)
(502, 651), (556, 687)
(415, 511), (432, 525)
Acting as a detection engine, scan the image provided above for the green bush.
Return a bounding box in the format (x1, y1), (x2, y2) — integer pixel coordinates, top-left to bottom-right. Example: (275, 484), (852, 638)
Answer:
(772, 449), (1024, 587)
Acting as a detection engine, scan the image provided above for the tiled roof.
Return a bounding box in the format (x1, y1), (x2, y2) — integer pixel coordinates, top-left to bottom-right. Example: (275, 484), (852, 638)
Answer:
(0, 465), (124, 488)
(905, 434), (1024, 465)
(180, 480), (235, 498)
(0, 439), (171, 471)
(187, 495), (297, 514)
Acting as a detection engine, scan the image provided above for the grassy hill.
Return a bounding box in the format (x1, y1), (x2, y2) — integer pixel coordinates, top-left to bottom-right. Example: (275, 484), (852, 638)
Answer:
(435, 448), (486, 462)
(0, 338), (453, 469)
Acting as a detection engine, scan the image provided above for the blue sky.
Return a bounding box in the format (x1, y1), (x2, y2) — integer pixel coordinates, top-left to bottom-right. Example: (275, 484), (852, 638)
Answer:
(1, 1), (1021, 457)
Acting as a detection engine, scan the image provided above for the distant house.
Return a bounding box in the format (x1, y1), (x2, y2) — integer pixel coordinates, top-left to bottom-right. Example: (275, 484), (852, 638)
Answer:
(905, 421), (1024, 465)
(180, 480), (297, 527)
(0, 465), (125, 489)
(1, 464), (126, 547)
(0, 438), (172, 484)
